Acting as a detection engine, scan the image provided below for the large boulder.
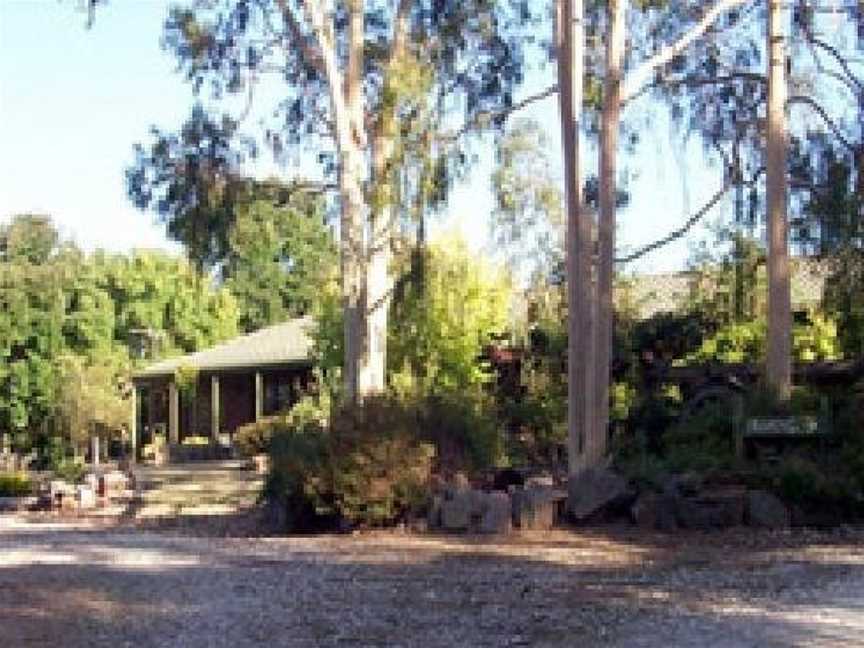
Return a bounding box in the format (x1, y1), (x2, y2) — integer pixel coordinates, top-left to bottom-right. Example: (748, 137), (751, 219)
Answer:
(676, 490), (745, 530)
(441, 490), (476, 531)
(567, 468), (627, 520)
(746, 490), (790, 529)
(630, 492), (679, 531)
(513, 486), (565, 531)
(479, 492), (513, 534)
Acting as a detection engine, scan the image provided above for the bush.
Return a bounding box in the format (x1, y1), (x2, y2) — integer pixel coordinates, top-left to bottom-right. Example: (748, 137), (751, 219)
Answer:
(236, 418), (285, 458)
(421, 390), (504, 472)
(772, 455), (863, 520)
(235, 394), (328, 458)
(0, 472), (32, 496)
(266, 395), (435, 530)
(53, 459), (85, 483)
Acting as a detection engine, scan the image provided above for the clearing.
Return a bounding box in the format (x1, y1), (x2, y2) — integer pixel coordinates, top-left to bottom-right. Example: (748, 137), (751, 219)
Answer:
(1, 513), (862, 647)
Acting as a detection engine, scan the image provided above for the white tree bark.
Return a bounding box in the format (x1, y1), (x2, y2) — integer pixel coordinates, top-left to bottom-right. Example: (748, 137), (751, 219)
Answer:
(558, 0), (593, 476)
(304, 0), (374, 401)
(593, 0), (626, 467)
(620, 0), (749, 105)
(766, 0), (792, 400)
(358, 0), (411, 397)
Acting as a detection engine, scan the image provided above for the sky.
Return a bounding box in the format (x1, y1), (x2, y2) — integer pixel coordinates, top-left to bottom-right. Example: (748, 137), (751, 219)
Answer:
(0, 0), (729, 275)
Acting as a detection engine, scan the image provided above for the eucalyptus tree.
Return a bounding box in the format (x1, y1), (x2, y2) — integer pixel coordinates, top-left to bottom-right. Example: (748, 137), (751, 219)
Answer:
(129, 0), (532, 402)
(573, 0), (752, 468)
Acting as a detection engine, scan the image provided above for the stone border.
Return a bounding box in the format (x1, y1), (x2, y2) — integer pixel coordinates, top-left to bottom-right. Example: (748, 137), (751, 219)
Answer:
(0, 496), (39, 512)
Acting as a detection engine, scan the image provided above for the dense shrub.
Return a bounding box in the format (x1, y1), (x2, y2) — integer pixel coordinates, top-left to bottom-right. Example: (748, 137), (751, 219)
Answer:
(421, 390), (504, 472)
(235, 394), (329, 458)
(771, 455), (863, 521)
(0, 471), (33, 496)
(266, 395), (435, 530)
(53, 459), (85, 483)
(680, 312), (841, 365)
(235, 416), (291, 458)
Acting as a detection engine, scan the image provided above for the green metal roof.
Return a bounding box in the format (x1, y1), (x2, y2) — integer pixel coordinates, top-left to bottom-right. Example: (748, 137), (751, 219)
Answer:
(134, 317), (315, 378)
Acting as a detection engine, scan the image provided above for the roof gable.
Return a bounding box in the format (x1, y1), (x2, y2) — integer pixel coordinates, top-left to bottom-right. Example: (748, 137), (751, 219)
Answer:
(135, 317), (315, 378)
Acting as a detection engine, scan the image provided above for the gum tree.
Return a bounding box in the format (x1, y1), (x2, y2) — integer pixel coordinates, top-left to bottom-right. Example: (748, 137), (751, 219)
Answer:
(130, 0), (531, 402)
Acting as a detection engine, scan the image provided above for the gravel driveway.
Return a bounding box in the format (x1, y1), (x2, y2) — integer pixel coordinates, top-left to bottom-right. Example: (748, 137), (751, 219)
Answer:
(1, 515), (863, 647)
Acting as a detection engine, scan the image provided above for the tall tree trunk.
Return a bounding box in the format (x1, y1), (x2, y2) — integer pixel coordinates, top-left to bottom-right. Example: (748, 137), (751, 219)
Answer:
(593, 0), (625, 467)
(357, 0), (410, 397)
(361, 141), (394, 396)
(345, 0), (374, 400)
(766, 0), (791, 401)
(558, 0), (593, 476)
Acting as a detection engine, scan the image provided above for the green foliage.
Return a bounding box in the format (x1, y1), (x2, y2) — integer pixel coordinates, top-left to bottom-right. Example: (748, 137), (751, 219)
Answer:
(266, 395), (435, 530)
(236, 393), (330, 458)
(0, 214), (60, 264)
(223, 197), (337, 332)
(53, 354), (130, 449)
(53, 458), (86, 484)
(0, 215), (239, 457)
(389, 235), (511, 393)
(235, 417), (289, 459)
(0, 472), (33, 497)
(681, 312), (842, 365)
(683, 320), (765, 364)
(421, 390), (505, 472)
(771, 455), (863, 520)
(662, 401), (739, 473)
(491, 119), (563, 280)
(174, 364), (199, 401)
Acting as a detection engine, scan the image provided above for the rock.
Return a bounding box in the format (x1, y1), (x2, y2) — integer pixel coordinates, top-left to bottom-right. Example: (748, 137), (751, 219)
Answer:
(631, 492), (659, 528)
(452, 472), (471, 491)
(664, 472), (704, 497)
(0, 496), (38, 512)
(99, 471), (128, 498)
(428, 495), (443, 529)
(513, 487), (564, 531)
(84, 473), (99, 492)
(746, 490), (790, 528)
(630, 492), (679, 531)
(567, 468), (627, 520)
(479, 492), (512, 534)
(441, 490), (475, 531)
(77, 485), (96, 510)
(655, 494), (679, 531)
(49, 480), (74, 507)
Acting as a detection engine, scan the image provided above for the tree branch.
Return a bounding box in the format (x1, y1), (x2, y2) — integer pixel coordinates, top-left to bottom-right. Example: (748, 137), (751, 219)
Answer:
(438, 85), (559, 143)
(302, 0), (353, 149)
(275, 0), (327, 80)
(806, 34), (864, 95)
(615, 167), (765, 264)
(621, 0), (751, 106)
(788, 94), (856, 152)
(624, 71), (766, 105)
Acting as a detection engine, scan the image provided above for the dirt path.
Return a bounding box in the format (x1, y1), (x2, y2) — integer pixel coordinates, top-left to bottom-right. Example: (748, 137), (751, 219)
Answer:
(1, 515), (862, 647)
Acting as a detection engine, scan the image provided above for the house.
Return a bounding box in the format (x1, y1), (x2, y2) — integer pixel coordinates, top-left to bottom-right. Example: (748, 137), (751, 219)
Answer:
(131, 317), (316, 457)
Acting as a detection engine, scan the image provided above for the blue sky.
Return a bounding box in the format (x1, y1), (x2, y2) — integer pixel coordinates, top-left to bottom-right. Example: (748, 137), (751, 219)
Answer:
(0, 0), (728, 274)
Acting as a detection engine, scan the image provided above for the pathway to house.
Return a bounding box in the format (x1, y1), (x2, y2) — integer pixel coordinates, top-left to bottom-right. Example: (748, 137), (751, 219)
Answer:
(2, 506), (863, 647)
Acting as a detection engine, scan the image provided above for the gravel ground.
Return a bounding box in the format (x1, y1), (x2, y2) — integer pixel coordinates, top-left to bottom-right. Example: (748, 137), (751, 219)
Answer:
(1, 515), (863, 647)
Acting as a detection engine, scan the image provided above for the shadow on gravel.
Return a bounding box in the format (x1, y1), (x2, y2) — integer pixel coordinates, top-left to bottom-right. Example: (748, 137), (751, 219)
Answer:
(1, 521), (862, 647)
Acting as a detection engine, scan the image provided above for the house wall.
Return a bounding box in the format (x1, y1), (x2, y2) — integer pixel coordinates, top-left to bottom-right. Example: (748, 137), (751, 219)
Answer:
(134, 364), (315, 443)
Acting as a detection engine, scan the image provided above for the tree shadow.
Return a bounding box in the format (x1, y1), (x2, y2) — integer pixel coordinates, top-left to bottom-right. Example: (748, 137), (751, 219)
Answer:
(1, 520), (863, 646)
